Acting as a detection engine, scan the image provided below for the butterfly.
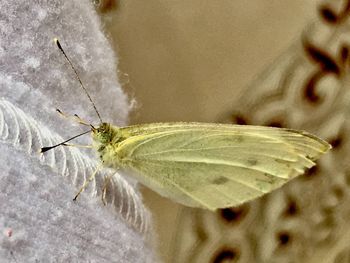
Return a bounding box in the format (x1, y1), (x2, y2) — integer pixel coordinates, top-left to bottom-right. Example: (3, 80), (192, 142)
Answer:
(42, 39), (331, 211)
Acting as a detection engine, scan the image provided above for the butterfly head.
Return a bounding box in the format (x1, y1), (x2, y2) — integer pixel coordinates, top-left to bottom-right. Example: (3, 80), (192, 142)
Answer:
(92, 122), (114, 144)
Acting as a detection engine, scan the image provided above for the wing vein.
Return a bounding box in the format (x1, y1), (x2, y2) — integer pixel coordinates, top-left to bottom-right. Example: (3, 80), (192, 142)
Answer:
(129, 158), (298, 179)
(133, 146), (297, 162)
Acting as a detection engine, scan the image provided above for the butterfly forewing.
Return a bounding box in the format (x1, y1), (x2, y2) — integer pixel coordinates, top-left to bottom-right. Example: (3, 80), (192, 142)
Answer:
(116, 123), (330, 210)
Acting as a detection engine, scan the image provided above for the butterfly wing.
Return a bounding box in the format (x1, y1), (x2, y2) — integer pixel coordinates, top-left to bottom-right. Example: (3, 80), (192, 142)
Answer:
(118, 123), (331, 210)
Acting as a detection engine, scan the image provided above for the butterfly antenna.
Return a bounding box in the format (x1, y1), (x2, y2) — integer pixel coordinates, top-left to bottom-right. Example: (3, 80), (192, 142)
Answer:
(54, 38), (103, 124)
(40, 130), (91, 153)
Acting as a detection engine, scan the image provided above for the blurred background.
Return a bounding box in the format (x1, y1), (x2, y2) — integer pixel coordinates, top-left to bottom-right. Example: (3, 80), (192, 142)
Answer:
(96, 1), (350, 262)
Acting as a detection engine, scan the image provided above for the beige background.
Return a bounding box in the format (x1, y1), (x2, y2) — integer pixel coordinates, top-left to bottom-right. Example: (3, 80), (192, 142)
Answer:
(101, 1), (319, 261)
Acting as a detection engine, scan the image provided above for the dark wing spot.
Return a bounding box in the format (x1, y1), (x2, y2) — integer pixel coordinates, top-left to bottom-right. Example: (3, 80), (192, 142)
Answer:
(236, 135), (244, 143)
(212, 176), (229, 185)
(265, 173), (278, 184)
(274, 158), (291, 167)
(247, 158), (258, 166)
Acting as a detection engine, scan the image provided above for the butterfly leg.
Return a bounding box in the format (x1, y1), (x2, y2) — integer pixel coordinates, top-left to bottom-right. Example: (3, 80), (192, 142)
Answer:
(56, 108), (90, 127)
(73, 162), (104, 201)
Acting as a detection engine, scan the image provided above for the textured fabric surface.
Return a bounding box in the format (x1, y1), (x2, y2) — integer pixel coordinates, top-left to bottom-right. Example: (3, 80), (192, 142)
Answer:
(0, 0), (156, 262)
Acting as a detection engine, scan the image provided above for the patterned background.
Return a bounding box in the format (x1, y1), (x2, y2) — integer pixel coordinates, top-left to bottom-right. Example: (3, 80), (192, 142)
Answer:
(98, 0), (350, 262)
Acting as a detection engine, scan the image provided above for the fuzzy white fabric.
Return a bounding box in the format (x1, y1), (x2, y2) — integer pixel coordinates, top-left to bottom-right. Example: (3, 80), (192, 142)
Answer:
(0, 0), (156, 262)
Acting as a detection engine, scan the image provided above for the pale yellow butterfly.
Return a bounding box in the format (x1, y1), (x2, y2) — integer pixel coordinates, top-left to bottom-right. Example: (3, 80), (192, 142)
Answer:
(42, 39), (331, 211)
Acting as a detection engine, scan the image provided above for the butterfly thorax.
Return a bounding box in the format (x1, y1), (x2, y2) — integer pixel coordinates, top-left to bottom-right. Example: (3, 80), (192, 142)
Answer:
(92, 122), (126, 168)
